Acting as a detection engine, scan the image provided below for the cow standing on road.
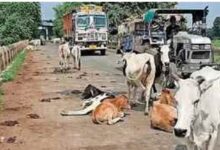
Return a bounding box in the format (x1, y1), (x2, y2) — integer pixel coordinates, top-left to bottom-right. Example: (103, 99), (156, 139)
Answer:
(58, 42), (81, 71)
(121, 52), (156, 115)
(120, 46), (170, 115)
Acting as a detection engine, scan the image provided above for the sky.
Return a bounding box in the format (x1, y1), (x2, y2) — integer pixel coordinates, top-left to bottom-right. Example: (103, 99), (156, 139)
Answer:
(40, 2), (220, 27)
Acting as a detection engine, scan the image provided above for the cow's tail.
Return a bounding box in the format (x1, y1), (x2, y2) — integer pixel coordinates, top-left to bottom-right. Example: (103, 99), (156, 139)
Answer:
(126, 59), (151, 82)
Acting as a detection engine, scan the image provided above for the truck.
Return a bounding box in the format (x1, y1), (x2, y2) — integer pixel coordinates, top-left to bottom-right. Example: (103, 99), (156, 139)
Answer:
(63, 5), (108, 55)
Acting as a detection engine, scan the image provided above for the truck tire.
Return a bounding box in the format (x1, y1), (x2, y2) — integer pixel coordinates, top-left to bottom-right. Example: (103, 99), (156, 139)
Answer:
(101, 49), (106, 55)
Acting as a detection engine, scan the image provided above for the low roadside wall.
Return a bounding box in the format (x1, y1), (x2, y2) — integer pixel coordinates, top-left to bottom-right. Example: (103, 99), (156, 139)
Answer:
(0, 40), (28, 72)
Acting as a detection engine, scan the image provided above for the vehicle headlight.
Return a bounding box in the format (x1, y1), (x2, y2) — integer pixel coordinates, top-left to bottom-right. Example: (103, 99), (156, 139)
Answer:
(192, 45), (199, 50)
(77, 33), (86, 40)
(204, 45), (211, 49)
(99, 33), (106, 40)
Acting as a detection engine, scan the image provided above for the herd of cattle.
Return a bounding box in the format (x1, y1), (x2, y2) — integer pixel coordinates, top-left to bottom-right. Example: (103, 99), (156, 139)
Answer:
(39, 40), (220, 150)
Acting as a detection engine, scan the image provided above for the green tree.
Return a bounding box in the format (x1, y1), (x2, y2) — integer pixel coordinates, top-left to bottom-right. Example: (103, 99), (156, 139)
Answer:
(213, 17), (220, 38)
(53, 2), (81, 37)
(0, 2), (41, 45)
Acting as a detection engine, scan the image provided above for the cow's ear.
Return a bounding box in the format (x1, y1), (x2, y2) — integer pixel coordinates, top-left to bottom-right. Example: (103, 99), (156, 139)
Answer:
(195, 76), (205, 85)
(193, 99), (199, 108)
(171, 73), (181, 82)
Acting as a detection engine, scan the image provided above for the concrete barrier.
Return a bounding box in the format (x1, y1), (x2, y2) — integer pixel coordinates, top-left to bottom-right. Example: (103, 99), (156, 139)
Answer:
(0, 40), (28, 72)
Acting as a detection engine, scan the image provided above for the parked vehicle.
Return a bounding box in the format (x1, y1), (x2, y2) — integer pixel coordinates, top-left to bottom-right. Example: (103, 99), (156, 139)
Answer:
(117, 18), (149, 53)
(63, 5), (108, 55)
(144, 7), (220, 76)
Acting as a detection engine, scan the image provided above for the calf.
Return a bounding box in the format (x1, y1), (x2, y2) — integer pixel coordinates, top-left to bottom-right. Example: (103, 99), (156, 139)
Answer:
(150, 89), (177, 132)
(61, 93), (110, 116)
(92, 95), (130, 125)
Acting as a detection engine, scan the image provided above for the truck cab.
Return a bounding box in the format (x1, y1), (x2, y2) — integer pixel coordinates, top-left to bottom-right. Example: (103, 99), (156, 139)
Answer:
(63, 5), (108, 55)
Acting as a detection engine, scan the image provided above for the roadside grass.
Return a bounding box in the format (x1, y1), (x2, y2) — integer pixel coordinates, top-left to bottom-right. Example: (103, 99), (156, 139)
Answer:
(1, 50), (27, 82)
(212, 39), (220, 48)
(0, 50), (26, 110)
(215, 53), (220, 63)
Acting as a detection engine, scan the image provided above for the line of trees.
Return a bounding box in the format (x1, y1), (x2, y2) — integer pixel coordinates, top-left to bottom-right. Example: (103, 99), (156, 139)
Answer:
(0, 2), (41, 45)
(209, 17), (220, 39)
(53, 2), (177, 38)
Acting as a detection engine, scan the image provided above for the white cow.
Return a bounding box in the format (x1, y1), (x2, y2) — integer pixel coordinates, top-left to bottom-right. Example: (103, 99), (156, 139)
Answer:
(29, 39), (41, 49)
(121, 53), (155, 115)
(173, 73), (220, 150)
(58, 42), (81, 71)
(191, 66), (220, 81)
(120, 46), (170, 115)
(58, 42), (71, 70)
(71, 45), (81, 70)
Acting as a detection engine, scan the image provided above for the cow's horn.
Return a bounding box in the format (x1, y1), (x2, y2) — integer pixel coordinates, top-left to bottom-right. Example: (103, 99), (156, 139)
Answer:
(171, 73), (180, 81)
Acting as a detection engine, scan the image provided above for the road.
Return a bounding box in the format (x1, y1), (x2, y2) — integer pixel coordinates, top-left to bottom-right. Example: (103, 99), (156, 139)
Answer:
(0, 43), (218, 150)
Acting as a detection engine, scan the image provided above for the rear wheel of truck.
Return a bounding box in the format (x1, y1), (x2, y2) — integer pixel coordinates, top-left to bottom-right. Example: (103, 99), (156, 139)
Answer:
(100, 49), (106, 55)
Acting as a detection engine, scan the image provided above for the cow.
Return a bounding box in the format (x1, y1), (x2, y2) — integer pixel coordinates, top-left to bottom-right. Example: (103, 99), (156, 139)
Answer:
(173, 73), (220, 150)
(60, 93), (111, 116)
(58, 42), (71, 70)
(71, 44), (81, 70)
(92, 95), (130, 125)
(81, 84), (105, 100)
(121, 52), (155, 115)
(29, 39), (41, 49)
(120, 46), (170, 115)
(191, 66), (220, 81)
(25, 45), (35, 51)
(58, 42), (81, 71)
(61, 85), (114, 116)
(150, 89), (177, 133)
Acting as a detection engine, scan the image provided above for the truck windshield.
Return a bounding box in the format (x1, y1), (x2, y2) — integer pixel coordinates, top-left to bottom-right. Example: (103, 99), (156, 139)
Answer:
(94, 15), (106, 28)
(77, 15), (89, 28)
(191, 51), (210, 59)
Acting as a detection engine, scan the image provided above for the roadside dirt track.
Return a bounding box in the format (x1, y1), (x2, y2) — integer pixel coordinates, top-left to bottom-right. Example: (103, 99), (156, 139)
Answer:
(0, 43), (188, 150)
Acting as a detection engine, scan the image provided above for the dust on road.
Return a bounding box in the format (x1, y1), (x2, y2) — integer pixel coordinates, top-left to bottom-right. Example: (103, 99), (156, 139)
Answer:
(0, 43), (182, 150)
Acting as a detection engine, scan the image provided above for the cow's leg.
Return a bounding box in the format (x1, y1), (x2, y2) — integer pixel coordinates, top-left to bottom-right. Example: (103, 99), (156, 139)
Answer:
(72, 54), (76, 69)
(207, 130), (218, 150)
(77, 49), (81, 70)
(118, 112), (125, 118)
(152, 84), (157, 93)
(107, 117), (122, 125)
(127, 82), (131, 102)
(144, 78), (154, 115)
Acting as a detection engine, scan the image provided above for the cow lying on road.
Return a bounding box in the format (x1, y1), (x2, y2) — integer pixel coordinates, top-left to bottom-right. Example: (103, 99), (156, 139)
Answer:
(150, 89), (177, 133)
(173, 72), (220, 150)
(60, 93), (111, 116)
(92, 95), (130, 125)
(61, 85), (114, 116)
